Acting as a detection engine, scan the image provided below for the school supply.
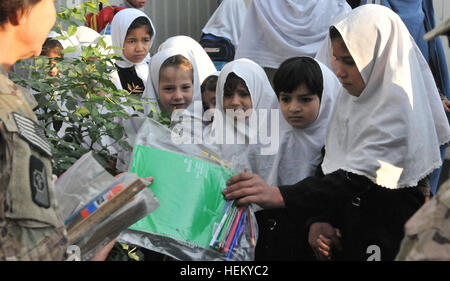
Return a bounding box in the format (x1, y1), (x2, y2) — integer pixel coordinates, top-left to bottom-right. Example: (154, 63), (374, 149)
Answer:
(55, 152), (159, 260)
(65, 174), (146, 244)
(117, 117), (258, 261)
(208, 202), (253, 261)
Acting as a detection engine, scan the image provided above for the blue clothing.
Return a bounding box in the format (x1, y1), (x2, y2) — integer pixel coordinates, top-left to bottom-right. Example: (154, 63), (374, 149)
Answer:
(100, 24), (111, 35)
(422, 0), (450, 110)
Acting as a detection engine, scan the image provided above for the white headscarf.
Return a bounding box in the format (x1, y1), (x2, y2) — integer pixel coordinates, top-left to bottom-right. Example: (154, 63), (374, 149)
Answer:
(142, 48), (202, 120)
(158, 35), (217, 84)
(204, 58), (280, 173)
(110, 8), (155, 89)
(201, 0), (249, 48)
(318, 5), (450, 189)
(266, 59), (341, 186)
(235, 0), (351, 69)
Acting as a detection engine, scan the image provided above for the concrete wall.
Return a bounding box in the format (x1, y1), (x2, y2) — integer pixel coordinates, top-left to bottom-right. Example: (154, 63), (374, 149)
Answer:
(57, 0), (221, 54)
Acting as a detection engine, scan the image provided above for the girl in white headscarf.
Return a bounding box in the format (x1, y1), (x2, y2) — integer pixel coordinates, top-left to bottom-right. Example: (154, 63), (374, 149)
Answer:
(110, 8), (155, 94)
(142, 47), (201, 114)
(243, 56), (341, 261)
(204, 58), (280, 173)
(106, 9), (155, 171)
(271, 57), (341, 186)
(158, 35), (217, 84)
(224, 4), (450, 261)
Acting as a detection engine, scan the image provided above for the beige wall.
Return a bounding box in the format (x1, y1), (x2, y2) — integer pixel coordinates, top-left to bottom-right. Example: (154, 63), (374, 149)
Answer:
(58, 0), (221, 54)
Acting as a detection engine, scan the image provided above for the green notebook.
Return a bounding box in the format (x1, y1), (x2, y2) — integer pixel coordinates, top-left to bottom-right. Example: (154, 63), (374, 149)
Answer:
(129, 144), (236, 249)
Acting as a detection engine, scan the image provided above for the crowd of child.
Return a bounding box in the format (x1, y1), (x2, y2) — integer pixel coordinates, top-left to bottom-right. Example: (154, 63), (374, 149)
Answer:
(1, 0), (449, 261)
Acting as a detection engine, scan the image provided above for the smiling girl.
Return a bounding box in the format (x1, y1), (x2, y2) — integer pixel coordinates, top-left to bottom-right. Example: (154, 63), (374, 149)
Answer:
(143, 48), (203, 120)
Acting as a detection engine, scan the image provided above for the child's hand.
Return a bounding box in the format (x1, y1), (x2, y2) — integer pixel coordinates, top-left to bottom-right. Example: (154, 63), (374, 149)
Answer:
(90, 238), (117, 261)
(308, 222), (342, 260)
(222, 170), (285, 209)
(443, 99), (450, 113)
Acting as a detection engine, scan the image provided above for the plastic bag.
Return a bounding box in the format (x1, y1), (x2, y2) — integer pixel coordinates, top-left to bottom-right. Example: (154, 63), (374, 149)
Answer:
(117, 117), (258, 261)
(55, 151), (159, 260)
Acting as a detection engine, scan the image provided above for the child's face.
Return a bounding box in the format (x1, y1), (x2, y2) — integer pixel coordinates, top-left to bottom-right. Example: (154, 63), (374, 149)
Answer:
(127, 0), (147, 8)
(331, 38), (365, 97)
(123, 26), (151, 63)
(45, 48), (62, 77)
(279, 83), (320, 129)
(158, 66), (194, 114)
(223, 82), (252, 118)
(202, 90), (216, 112)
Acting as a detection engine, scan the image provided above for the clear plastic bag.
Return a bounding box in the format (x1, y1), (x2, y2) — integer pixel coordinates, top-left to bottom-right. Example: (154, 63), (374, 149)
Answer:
(117, 117), (258, 261)
(54, 151), (159, 260)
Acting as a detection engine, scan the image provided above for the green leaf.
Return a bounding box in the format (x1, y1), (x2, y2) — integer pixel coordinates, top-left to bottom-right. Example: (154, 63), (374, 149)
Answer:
(67, 25), (77, 37)
(62, 46), (78, 54)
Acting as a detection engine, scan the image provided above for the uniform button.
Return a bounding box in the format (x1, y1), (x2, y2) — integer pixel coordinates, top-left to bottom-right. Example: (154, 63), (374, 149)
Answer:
(267, 219), (277, 231)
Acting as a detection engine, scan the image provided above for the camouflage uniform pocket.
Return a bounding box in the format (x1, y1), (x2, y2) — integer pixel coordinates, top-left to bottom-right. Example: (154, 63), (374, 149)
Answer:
(2, 112), (63, 228)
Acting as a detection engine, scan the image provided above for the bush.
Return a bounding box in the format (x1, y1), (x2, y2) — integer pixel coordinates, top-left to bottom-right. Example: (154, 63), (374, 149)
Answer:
(10, 0), (160, 175)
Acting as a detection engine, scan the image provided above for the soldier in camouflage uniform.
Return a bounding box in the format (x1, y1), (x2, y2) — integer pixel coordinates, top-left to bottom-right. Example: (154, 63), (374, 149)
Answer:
(0, 0), (69, 260)
(395, 180), (450, 261)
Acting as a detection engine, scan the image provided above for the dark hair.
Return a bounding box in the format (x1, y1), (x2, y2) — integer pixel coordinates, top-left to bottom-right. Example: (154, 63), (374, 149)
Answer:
(273, 57), (323, 100)
(0, 0), (41, 26)
(160, 54), (194, 82)
(224, 72), (249, 95)
(329, 26), (343, 41)
(40, 38), (63, 57)
(201, 75), (218, 94)
(126, 16), (154, 38)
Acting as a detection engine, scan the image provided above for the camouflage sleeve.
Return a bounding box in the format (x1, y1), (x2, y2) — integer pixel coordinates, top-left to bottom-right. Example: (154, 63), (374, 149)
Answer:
(396, 182), (450, 261)
(0, 120), (11, 193)
(0, 120), (11, 223)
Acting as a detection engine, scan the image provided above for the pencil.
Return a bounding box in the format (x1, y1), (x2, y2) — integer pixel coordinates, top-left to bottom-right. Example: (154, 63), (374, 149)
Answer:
(248, 207), (255, 247)
(226, 208), (247, 261)
(223, 207), (243, 253)
(210, 201), (233, 248)
(218, 205), (238, 250)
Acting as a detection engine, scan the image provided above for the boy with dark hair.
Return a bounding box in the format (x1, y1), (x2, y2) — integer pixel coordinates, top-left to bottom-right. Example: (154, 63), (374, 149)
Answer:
(40, 38), (64, 77)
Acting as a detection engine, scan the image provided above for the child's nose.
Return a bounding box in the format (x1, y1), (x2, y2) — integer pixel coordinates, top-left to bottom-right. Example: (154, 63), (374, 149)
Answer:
(172, 89), (184, 100)
(136, 41), (145, 51)
(335, 63), (347, 79)
(289, 103), (301, 112)
(231, 94), (240, 105)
